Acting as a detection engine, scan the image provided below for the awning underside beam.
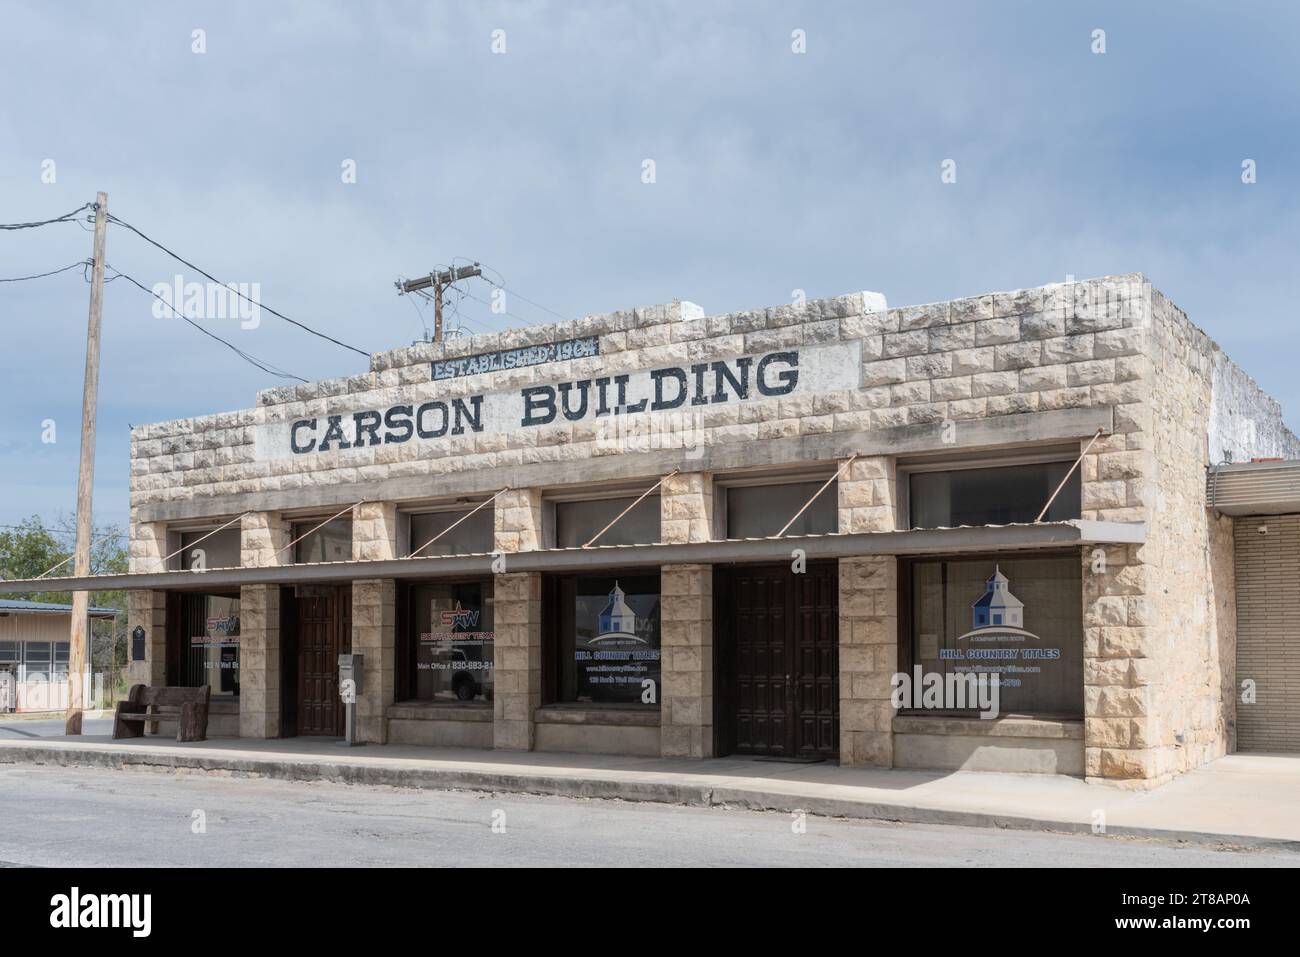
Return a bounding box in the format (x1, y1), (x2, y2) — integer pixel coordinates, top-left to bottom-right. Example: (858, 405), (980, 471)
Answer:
(0, 521), (1145, 595)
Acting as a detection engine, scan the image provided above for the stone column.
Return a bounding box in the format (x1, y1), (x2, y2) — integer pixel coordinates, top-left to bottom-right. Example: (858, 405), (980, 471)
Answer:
(350, 503), (398, 744)
(660, 564), (713, 757)
(352, 578), (396, 744)
(493, 490), (542, 750)
(125, 590), (167, 687)
(838, 557), (898, 767)
(661, 471), (714, 543)
(239, 511), (289, 738)
(493, 572), (542, 750)
(126, 515), (169, 688)
(1082, 543), (1156, 781)
(836, 454), (898, 767)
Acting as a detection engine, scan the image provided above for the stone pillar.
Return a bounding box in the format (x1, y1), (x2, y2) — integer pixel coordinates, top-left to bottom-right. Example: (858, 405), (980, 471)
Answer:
(350, 503), (399, 743)
(353, 502), (399, 561)
(493, 572), (542, 751)
(660, 564), (713, 757)
(126, 590), (167, 687)
(126, 515), (169, 689)
(1083, 543), (1156, 781)
(240, 512), (289, 738)
(839, 556), (898, 767)
(836, 454), (898, 767)
(494, 488), (543, 554)
(239, 583), (281, 738)
(660, 471), (714, 544)
(837, 455), (897, 534)
(352, 578), (396, 744)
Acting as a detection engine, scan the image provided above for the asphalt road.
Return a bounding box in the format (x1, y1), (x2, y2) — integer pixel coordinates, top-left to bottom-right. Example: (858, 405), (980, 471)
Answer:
(0, 764), (1296, 867)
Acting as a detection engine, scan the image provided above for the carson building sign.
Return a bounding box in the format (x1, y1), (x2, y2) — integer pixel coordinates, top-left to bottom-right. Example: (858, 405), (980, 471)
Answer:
(257, 340), (861, 461)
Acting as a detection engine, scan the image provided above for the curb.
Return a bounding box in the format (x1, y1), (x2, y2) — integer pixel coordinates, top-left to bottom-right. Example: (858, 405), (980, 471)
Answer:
(2, 744), (1296, 853)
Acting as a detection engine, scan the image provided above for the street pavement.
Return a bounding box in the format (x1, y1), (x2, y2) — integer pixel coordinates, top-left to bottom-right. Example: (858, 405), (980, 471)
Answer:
(0, 764), (1296, 867)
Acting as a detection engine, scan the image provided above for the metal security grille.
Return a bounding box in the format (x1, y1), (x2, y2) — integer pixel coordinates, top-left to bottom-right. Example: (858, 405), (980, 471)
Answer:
(1235, 515), (1300, 752)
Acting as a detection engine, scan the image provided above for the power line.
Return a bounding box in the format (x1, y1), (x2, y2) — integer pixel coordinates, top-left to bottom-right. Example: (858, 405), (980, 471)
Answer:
(105, 212), (371, 358)
(105, 263), (309, 383)
(0, 260), (90, 283)
(450, 256), (571, 324)
(0, 203), (93, 231)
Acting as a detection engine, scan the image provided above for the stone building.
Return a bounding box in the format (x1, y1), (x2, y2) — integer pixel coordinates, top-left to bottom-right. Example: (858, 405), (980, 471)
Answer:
(8, 272), (1295, 785)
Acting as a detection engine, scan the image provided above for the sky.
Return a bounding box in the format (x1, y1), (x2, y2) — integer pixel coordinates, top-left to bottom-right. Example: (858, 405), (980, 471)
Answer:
(2, 0), (1299, 531)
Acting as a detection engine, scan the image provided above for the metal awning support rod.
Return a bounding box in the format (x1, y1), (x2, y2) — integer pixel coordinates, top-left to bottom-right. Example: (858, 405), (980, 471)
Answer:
(774, 454), (858, 538)
(34, 529), (125, 580)
(584, 469), (680, 549)
(278, 501), (364, 557)
(1034, 427), (1104, 524)
(159, 511), (251, 568)
(410, 487), (511, 558)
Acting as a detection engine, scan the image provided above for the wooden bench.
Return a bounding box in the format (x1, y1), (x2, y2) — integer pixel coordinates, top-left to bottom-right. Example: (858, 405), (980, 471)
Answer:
(113, 684), (211, 742)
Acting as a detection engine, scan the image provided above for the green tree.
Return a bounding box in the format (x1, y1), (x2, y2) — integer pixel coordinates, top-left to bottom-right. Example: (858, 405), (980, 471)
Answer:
(0, 514), (129, 694)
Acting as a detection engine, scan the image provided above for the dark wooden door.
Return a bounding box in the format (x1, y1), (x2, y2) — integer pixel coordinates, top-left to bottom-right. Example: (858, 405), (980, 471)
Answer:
(295, 586), (351, 736)
(717, 563), (839, 758)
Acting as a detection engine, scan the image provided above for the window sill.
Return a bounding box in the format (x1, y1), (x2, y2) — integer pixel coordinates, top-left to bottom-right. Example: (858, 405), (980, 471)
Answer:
(534, 705), (660, 727)
(892, 713), (1083, 740)
(387, 700), (493, 722)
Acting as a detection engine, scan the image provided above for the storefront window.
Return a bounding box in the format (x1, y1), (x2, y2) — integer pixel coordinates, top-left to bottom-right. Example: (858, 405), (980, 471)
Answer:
(909, 461), (1080, 528)
(409, 508), (494, 557)
(556, 574), (661, 707)
(178, 527), (241, 570)
(293, 520), (353, 563)
(554, 497), (660, 548)
(408, 582), (494, 702)
(907, 554), (1082, 716)
(52, 641), (69, 680)
(726, 481), (836, 538)
(178, 593), (240, 695)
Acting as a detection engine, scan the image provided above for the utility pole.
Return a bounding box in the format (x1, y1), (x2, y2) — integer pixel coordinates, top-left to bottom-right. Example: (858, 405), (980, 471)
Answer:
(66, 192), (107, 735)
(397, 263), (481, 342)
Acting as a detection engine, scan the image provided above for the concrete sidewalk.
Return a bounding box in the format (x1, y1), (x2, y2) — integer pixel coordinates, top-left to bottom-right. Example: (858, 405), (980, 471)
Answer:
(2, 735), (1297, 849)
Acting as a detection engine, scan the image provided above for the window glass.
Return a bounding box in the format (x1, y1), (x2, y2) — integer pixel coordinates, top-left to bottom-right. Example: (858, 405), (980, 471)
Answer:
(908, 555), (1082, 716)
(179, 528), (241, 570)
(409, 508), (494, 557)
(179, 593), (240, 695)
(408, 582), (494, 702)
(556, 574), (661, 707)
(52, 642), (69, 680)
(22, 641), (51, 681)
(909, 462), (1080, 528)
(293, 520), (353, 563)
(726, 481), (836, 539)
(0, 641), (18, 661)
(555, 497), (660, 548)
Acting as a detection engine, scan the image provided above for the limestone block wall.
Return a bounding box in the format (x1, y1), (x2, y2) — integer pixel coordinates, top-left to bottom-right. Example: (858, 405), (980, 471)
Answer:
(238, 583), (280, 738)
(661, 471), (713, 544)
(836, 454), (897, 767)
(493, 572), (542, 751)
(125, 589), (166, 687)
(353, 502), (398, 561)
(351, 578), (395, 744)
(660, 564), (713, 758)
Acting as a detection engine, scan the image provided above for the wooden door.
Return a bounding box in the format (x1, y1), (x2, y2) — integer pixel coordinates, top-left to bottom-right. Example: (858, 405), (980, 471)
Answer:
(717, 563), (839, 758)
(295, 586), (351, 736)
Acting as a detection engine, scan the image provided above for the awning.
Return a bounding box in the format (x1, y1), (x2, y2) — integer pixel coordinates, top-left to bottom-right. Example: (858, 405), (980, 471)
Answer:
(0, 520), (1145, 595)
(1208, 460), (1300, 516)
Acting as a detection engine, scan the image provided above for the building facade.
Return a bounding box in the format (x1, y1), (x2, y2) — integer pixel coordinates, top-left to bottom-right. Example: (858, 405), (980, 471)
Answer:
(0, 600), (116, 712)
(115, 273), (1299, 785)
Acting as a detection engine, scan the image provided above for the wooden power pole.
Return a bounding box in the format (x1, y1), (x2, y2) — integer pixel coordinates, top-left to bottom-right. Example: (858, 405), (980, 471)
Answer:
(66, 192), (107, 735)
(397, 264), (481, 342)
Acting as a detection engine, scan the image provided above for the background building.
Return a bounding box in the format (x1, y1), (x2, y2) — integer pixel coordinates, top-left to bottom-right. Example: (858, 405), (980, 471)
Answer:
(0, 600), (116, 712)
